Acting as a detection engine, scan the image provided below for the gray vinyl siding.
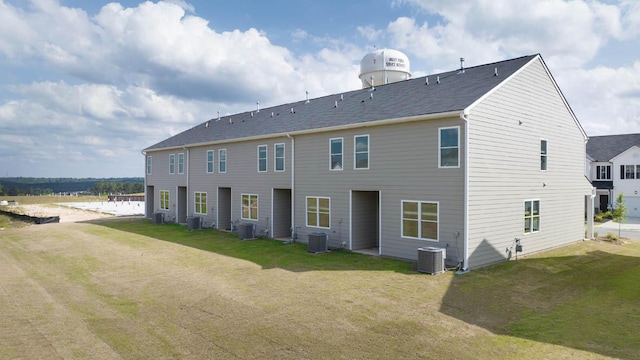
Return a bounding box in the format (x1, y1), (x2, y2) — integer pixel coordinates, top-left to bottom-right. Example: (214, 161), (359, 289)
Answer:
(467, 57), (590, 268)
(186, 137), (291, 233)
(145, 149), (187, 222)
(293, 117), (465, 263)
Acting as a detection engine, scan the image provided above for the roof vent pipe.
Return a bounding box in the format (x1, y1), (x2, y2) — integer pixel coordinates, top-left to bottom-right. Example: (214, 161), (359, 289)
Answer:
(256, 101), (260, 112)
(459, 57), (465, 73)
(494, 67), (498, 76)
(305, 91), (310, 104)
(217, 110), (220, 121)
(437, 75), (440, 84)
(340, 94), (344, 101)
(290, 107), (294, 114)
(271, 111), (274, 117)
(251, 112), (254, 117)
(426, 77), (429, 85)
(370, 75), (375, 91)
(334, 100), (338, 108)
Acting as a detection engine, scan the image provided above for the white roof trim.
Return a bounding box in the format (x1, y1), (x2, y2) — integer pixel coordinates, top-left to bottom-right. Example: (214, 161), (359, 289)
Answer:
(610, 145), (640, 162)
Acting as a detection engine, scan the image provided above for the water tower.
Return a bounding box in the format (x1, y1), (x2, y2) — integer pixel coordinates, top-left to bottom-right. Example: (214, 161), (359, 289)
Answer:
(359, 48), (411, 88)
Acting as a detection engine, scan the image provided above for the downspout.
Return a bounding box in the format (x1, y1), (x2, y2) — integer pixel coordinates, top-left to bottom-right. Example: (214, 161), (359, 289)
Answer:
(183, 145), (189, 222)
(286, 133), (295, 242)
(459, 109), (470, 273)
(141, 150), (147, 218)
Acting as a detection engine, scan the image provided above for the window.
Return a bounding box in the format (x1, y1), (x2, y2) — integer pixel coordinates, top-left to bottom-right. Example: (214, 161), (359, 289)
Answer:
(274, 143), (285, 172)
(439, 127), (459, 168)
(524, 200), (540, 234)
(194, 192), (207, 215)
(178, 153), (184, 174)
(257, 145), (267, 172)
(354, 135), (369, 169)
(207, 150), (214, 173)
(330, 138), (343, 170)
(401, 201), (438, 240)
(219, 149), (227, 173)
(146, 156), (152, 175)
(306, 196), (330, 228)
(596, 165), (611, 180)
(622, 165), (637, 179)
(160, 190), (169, 210)
(241, 194), (258, 220)
(169, 154), (175, 174)
(540, 139), (548, 171)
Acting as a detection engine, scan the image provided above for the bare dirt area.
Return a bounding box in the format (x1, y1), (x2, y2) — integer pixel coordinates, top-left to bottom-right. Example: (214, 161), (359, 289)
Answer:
(17, 204), (113, 223)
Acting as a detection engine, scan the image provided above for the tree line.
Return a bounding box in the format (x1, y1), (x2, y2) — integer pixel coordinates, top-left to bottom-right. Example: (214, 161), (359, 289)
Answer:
(0, 177), (143, 196)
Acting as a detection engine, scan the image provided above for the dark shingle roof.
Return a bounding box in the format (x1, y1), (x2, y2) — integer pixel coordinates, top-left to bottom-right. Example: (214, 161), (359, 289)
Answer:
(145, 54), (538, 151)
(586, 133), (640, 161)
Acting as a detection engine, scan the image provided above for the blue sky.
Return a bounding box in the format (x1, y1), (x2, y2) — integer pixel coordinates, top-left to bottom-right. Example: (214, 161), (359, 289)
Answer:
(1, 0), (639, 177)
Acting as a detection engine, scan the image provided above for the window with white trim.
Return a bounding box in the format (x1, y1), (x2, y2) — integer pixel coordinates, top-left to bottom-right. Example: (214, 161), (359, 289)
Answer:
(194, 192), (207, 215)
(219, 149), (227, 173)
(439, 127), (459, 168)
(540, 139), (548, 171)
(401, 201), (438, 240)
(620, 165), (640, 179)
(169, 154), (175, 174)
(274, 143), (285, 172)
(146, 156), (152, 175)
(330, 138), (343, 170)
(178, 153), (184, 174)
(241, 194), (258, 220)
(207, 150), (214, 173)
(354, 135), (369, 169)
(257, 145), (267, 172)
(596, 165), (611, 180)
(306, 196), (330, 228)
(160, 190), (169, 210)
(524, 200), (540, 234)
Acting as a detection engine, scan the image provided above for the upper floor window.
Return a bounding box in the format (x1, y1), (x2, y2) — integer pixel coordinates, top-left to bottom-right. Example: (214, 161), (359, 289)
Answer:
(596, 165), (611, 180)
(146, 156), (152, 175)
(621, 165), (640, 179)
(257, 145), (267, 172)
(178, 153), (184, 174)
(274, 143), (285, 172)
(524, 200), (540, 234)
(160, 190), (169, 210)
(401, 200), (439, 241)
(354, 135), (369, 169)
(241, 194), (258, 220)
(330, 138), (343, 171)
(194, 192), (207, 215)
(169, 154), (175, 174)
(540, 140), (548, 171)
(207, 150), (214, 173)
(439, 127), (459, 168)
(306, 196), (330, 228)
(219, 149), (227, 173)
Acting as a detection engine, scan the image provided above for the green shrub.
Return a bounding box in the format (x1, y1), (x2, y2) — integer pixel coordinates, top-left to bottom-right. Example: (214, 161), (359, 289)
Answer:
(605, 232), (619, 241)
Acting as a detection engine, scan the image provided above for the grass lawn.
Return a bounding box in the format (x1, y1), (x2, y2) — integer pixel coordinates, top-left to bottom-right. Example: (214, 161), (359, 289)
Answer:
(1, 217), (638, 359)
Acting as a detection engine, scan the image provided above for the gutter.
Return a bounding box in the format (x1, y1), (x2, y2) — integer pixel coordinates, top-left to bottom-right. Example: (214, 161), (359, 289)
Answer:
(141, 150), (147, 218)
(459, 109), (470, 273)
(286, 133), (295, 243)
(183, 145), (189, 223)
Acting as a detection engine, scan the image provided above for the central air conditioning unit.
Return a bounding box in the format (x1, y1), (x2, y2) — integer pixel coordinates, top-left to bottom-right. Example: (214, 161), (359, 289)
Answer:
(238, 223), (256, 240)
(308, 232), (328, 253)
(152, 212), (164, 224)
(417, 247), (445, 275)
(187, 216), (201, 231)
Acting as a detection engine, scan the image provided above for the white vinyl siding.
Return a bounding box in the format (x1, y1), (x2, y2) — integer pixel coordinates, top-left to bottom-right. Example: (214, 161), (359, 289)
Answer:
(169, 154), (175, 174)
(354, 135), (369, 170)
(206, 150), (214, 173)
(194, 192), (207, 215)
(241, 194), (258, 220)
(274, 143), (285, 172)
(439, 126), (459, 168)
(257, 145), (267, 172)
(219, 149), (227, 173)
(524, 200), (540, 234)
(306, 196), (330, 228)
(540, 139), (548, 171)
(401, 200), (439, 241)
(178, 153), (184, 174)
(160, 190), (169, 210)
(330, 138), (343, 171)
(146, 156), (152, 175)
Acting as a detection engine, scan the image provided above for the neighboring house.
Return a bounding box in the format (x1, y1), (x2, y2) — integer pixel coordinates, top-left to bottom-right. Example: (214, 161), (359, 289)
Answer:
(586, 133), (640, 216)
(143, 54), (593, 269)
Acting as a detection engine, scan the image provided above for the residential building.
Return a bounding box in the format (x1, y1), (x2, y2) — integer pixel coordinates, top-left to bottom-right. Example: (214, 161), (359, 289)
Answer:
(586, 133), (640, 216)
(143, 53), (593, 269)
